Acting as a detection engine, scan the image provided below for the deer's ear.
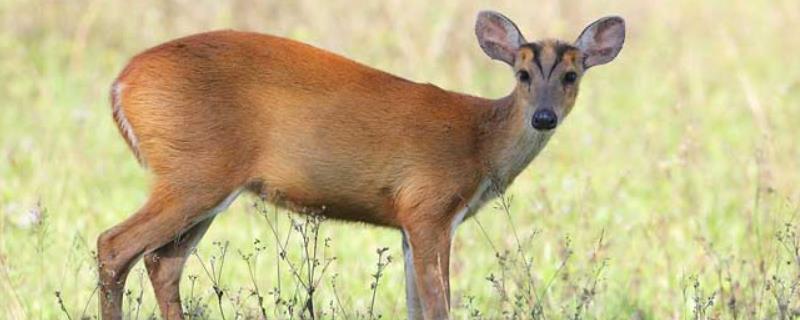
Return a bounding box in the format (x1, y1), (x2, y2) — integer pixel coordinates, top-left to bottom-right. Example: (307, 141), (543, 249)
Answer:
(475, 11), (526, 66)
(575, 16), (625, 69)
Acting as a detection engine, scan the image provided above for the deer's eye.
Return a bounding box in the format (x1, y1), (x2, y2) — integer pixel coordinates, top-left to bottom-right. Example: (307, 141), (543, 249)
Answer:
(563, 71), (578, 84)
(517, 70), (531, 83)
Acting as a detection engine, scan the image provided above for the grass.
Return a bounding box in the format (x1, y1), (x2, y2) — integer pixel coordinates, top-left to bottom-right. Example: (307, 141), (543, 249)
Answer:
(1, 0), (800, 318)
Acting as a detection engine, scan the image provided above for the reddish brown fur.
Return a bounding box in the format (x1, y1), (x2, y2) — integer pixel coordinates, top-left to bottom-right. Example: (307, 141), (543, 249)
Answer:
(115, 31), (497, 227)
(98, 12), (624, 318)
(100, 31), (513, 320)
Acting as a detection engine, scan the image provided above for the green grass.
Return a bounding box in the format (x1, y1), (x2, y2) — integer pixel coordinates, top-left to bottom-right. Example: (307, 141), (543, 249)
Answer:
(1, 0), (799, 319)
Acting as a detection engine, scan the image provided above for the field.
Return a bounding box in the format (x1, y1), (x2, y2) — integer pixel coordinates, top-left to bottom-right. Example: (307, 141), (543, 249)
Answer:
(1, 0), (799, 319)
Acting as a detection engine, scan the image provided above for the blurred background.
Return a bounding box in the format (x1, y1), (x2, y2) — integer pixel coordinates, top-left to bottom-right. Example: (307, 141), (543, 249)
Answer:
(1, 0), (799, 319)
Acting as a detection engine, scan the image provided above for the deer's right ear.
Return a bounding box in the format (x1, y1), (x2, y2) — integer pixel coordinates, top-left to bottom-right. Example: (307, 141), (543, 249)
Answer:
(475, 11), (525, 66)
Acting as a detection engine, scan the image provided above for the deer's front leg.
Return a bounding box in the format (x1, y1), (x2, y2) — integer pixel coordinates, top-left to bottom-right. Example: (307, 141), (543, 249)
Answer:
(402, 221), (453, 320)
(402, 231), (424, 320)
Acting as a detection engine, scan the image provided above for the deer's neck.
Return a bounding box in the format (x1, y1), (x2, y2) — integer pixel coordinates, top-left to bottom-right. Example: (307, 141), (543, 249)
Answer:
(477, 94), (554, 192)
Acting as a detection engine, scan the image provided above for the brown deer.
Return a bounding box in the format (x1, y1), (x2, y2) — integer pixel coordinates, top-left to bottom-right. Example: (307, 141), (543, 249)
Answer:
(98, 11), (625, 320)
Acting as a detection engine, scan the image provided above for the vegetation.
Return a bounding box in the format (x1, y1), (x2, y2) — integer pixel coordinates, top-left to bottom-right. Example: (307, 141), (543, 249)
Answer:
(1, 0), (799, 318)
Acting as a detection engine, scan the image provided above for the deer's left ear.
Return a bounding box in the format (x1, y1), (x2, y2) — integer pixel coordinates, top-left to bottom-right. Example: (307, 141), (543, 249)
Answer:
(575, 16), (625, 69)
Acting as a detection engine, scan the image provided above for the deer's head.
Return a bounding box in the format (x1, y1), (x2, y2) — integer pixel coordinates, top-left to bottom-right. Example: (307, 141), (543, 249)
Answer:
(476, 11), (625, 131)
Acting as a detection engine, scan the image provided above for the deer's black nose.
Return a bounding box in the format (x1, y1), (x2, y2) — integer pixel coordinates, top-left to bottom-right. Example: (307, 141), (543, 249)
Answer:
(532, 109), (558, 130)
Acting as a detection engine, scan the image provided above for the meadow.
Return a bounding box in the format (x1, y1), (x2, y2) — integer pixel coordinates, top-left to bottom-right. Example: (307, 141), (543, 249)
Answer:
(1, 0), (799, 319)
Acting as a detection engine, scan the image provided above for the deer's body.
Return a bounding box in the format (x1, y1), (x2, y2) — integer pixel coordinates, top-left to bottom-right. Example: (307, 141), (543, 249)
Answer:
(98, 12), (624, 320)
(113, 31), (528, 227)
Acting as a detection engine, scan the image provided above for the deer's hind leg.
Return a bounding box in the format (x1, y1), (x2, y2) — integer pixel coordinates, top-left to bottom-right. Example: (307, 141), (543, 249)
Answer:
(143, 216), (215, 320)
(97, 181), (241, 320)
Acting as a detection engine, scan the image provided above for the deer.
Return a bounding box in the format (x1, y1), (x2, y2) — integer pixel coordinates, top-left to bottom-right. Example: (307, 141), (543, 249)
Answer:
(97, 11), (625, 320)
